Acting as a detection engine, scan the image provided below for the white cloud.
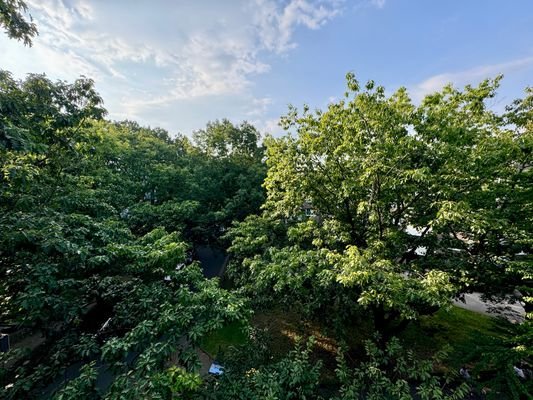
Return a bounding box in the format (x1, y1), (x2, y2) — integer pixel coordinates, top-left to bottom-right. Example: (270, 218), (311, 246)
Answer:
(108, 1), (342, 119)
(21, 0), (172, 81)
(20, 0), (341, 98)
(173, 33), (270, 98)
(251, 117), (282, 136)
(26, 0), (86, 28)
(370, 0), (386, 9)
(412, 56), (533, 101)
(246, 97), (273, 117)
(252, 0), (341, 53)
(123, 0), (342, 107)
(1, 0), (345, 134)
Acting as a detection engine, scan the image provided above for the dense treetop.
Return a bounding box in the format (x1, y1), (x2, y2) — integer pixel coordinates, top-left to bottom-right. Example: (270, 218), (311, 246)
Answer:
(0, 69), (531, 399)
(0, 71), (263, 399)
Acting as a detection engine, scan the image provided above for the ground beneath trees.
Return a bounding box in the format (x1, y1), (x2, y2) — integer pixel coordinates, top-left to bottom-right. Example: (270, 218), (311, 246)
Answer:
(201, 304), (513, 397)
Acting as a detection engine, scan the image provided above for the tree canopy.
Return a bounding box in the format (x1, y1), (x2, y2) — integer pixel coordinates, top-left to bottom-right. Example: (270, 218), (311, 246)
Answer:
(228, 73), (531, 330)
(0, 71), (261, 399)
(0, 67), (531, 399)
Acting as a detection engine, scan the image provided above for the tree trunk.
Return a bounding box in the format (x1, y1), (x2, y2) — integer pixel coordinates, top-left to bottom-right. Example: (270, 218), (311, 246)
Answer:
(372, 305), (410, 344)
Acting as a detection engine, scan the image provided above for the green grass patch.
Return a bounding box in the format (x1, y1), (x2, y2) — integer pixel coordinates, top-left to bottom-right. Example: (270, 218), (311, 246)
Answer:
(400, 305), (506, 368)
(200, 322), (248, 358)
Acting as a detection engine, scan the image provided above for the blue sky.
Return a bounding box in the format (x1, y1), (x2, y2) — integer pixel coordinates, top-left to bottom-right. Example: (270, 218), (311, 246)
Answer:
(1, 0), (532, 137)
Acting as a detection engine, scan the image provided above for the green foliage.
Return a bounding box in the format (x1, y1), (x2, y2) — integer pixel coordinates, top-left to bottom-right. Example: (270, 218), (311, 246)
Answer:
(208, 337), (323, 400)
(1, 65), (531, 399)
(461, 321), (533, 399)
(335, 336), (470, 400)
(126, 200), (200, 235)
(0, 72), (258, 399)
(337, 245), (456, 321)
(0, 0), (37, 45)
(52, 362), (99, 400)
(209, 334), (472, 400)
(0, 71), (105, 153)
(229, 73), (532, 335)
(193, 119), (262, 159)
(189, 119), (266, 243)
(157, 367), (202, 399)
(99, 274), (247, 399)
(400, 306), (533, 400)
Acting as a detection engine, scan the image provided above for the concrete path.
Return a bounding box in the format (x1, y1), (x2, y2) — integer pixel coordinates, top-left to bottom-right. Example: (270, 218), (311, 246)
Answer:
(453, 292), (526, 324)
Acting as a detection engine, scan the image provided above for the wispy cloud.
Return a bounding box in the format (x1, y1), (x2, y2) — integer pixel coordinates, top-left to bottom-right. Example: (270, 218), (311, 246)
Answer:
(252, 0), (342, 53)
(19, 0), (342, 103)
(25, 0), (172, 80)
(251, 117), (282, 136)
(246, 97), (273, 117)
(412, 56), (533, 101)
(370, 0), (386, 9)
(0, 0), (381, 133)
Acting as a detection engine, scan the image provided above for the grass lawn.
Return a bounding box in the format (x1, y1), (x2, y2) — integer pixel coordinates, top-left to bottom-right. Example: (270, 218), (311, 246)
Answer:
(199, 305), (523, 398)
(249, 306), (511, 374)
(202, 306), (509, 363)
(400, 306), (508, 369)
(199, 305), (515, 389)
(200, 321), (248, 358)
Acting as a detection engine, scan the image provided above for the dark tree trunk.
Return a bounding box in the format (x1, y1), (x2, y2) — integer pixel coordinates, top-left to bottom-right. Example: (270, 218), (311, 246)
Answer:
(372, 305), (410, 345)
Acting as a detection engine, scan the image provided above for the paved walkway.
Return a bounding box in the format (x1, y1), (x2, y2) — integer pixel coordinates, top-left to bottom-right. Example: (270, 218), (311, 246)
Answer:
(453, 292), (526, 323)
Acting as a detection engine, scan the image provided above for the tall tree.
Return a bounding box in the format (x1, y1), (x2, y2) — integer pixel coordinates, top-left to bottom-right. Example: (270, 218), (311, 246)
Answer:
(228, 73), (532, 334)
(190, 119), (266, 243)
(0, 72), (250, 399)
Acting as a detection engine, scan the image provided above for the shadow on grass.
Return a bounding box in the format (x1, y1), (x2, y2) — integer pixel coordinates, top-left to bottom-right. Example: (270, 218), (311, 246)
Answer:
(200, 321), (248, 359)
(399, 306), (505, 369)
